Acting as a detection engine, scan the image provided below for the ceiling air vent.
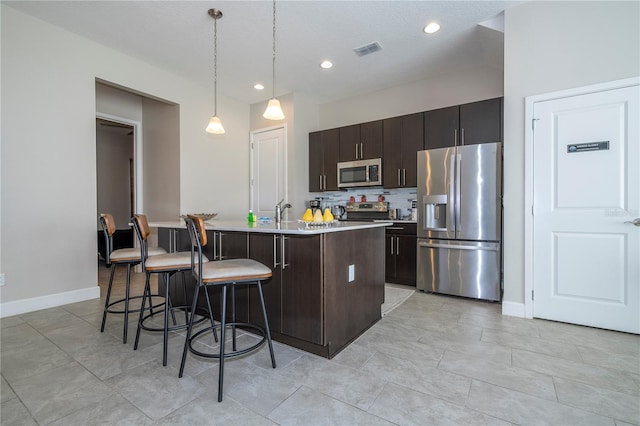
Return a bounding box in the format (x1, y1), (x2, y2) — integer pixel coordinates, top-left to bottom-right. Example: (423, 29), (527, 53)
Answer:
(353, 41), (382, 57)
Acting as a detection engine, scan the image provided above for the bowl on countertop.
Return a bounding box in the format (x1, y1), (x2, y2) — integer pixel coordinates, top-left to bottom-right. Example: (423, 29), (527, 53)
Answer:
(180, 213), (218, 221)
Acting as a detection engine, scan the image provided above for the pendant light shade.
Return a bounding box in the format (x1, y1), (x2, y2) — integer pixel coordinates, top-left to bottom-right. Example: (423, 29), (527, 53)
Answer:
(206, 116), (225, 134)
(206, 8), (225, 134)
(263, 98), (285, 120)
(263, 0), (285, 120)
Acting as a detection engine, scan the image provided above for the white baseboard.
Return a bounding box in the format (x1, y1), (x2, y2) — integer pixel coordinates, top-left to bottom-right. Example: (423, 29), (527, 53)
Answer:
(0, 286), (100, 318)
(502, 301), (525, 318)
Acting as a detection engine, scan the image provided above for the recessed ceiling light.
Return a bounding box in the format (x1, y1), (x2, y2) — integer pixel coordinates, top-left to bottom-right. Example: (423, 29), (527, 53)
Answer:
(320, 60), (333, 69)
(254, 83), (265, 90)
(424, 22), (440, 34)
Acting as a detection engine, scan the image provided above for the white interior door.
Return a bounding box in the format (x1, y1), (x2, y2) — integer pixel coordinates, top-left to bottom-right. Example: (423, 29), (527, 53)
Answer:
(250, 127), (286, 218)
(532, 84), (639, 333)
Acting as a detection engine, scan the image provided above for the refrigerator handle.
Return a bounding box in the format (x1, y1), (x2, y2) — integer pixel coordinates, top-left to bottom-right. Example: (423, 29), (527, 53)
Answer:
(455, 153), (462, 237)
(449, 153), (456, 234)
(418, 241), (499, 251)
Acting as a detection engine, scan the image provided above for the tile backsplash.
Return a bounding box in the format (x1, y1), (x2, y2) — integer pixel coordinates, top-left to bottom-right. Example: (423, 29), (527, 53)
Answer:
(310, 187), (417, 221)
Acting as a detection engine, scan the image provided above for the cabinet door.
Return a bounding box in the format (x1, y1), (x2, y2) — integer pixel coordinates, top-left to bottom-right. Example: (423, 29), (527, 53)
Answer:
(401, 112), (424, 187)
(309, 131), (323, 192)
(338, 124), (360, 162)
(360, 120), (383, 160)
(282, 235), (322, 344)
(248, 233), (282, 333)
(425, 105), (459, 149)
(322, 129), (340, 191)
(460, 98), (502, 145)
(385, 234), (396, 282)
(382, 116), (403, 188)
(394, 235), (417, 286)
(219, 231), (248, 260)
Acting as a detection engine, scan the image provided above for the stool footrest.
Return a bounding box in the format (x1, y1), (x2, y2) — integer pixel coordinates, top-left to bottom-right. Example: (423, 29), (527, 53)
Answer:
(138, 306), (208, 333)
(104, 294), (164, 315)
(188, 322), (267, 359)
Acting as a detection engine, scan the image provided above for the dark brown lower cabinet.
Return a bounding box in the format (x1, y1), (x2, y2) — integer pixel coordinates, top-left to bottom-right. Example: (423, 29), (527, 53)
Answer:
(248, 233), (322, 345)
(385, 223), (417, 286)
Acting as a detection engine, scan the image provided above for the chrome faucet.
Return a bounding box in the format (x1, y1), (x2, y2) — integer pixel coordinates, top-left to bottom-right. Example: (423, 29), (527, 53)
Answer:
(275, 199), (292, 224)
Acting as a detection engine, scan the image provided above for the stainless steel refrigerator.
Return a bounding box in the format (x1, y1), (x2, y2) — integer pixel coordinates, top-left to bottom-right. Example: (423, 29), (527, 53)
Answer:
(416, 142), (502, 301)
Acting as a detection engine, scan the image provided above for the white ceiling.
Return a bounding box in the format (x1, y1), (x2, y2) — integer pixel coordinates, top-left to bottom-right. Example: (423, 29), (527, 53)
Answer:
(5, 1), (521, 105)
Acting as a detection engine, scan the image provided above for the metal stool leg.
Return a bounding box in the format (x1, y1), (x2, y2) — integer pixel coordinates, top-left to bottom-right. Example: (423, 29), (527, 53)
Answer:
(218, 285), (227, 402)
(231, 285), (237, 352)
(101, 264), (117, 332)
(163, 273), (170, 366)
(179, 283), (201, 378)
(257, 281), (276, 368)
(134, 272), (152, 350)
(123, 263), (132, 344)
(203, 287), (219, 343)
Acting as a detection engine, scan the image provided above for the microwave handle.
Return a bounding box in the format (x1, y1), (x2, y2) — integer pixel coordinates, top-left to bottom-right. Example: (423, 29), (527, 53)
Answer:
(365, 165), (370, 182)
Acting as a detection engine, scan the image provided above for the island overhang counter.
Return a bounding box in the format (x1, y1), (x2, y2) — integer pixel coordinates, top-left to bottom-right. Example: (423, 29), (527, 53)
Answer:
(150, 220), (388, 359)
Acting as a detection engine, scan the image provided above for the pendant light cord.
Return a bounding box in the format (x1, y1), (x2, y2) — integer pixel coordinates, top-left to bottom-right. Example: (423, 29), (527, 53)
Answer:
(214, 14), (218, 116)
(271, 0), (277, 99)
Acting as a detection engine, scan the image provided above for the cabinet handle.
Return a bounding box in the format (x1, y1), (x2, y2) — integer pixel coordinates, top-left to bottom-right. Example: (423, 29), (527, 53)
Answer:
(281, 236), (289, 269)
(355, 144), (359, 160)
(360, 143), (363, 159)
(397, 169), (401, 186)
(218, 232), (224, 260)
(273, 235), (280, 268)
(454, 128), (458, 146)
(390, 237), (394, 255)
(319, 175), (322, 190)
(461, 128), (465, 146)
(402, 168), (406, 186)
(396, 236), (400, 256)
(323, 175), (327, 190)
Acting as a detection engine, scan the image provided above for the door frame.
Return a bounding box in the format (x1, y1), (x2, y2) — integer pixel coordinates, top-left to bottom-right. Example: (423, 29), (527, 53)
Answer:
(249, 124), (288, 213)
(96, 112), (143, 215)
(523, 76), (639, 319)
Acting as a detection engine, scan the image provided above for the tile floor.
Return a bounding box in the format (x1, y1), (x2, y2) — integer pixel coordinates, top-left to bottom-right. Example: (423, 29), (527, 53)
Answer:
(1, 265), (639, 425)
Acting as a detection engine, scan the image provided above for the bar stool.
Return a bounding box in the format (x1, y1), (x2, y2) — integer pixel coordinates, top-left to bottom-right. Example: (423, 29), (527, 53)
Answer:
(99, 213), (166, 344)
(132, 214), (211, 366)
(179, 215), (276, 402)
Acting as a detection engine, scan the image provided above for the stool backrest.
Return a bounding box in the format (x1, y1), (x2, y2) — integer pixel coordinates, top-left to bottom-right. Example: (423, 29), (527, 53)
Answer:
(99, 213), (116, 263)
(185, 215), (208, 280)
(132, 214), (151, 266)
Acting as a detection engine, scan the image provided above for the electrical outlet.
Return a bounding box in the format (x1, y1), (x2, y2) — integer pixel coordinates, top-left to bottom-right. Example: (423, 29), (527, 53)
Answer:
(348, 264), (355, 282)
(0, 273), (5, 287)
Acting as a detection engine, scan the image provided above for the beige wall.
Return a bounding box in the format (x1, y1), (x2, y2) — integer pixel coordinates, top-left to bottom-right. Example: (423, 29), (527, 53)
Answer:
(0, 5), (249, 313)
(502, 0), (639, 307)
(317, 65), (504, 129)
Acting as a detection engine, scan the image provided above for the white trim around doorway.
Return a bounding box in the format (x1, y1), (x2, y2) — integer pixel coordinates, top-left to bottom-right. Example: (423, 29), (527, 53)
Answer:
(523, 76), (640, 320)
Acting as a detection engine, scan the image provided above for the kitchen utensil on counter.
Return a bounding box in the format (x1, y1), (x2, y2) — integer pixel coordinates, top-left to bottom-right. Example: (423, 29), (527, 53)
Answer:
(332, 205), (346, 220)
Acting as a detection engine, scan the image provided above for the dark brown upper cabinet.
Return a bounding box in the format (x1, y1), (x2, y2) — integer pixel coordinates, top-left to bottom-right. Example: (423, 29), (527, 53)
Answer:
(309, 128), (340, 192)
(339, 121), (383, 162)
(383, 112), (424, 188)
(425, 97), (502, 149)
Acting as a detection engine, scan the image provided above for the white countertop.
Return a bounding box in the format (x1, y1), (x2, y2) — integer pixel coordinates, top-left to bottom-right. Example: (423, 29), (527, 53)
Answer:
(149, 219), (390, 235)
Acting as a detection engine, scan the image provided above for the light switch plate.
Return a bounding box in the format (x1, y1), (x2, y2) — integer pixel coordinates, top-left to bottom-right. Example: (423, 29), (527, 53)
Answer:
(348, 264), (355, 282)
(0, 273), (5, 287)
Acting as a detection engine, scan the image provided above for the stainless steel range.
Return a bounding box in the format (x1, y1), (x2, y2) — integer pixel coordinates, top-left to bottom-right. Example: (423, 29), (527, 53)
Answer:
(345, 201), (389, 221)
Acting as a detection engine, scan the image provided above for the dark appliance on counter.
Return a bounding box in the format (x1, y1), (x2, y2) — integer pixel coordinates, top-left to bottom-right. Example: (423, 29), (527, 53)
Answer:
(337, 158), (382, 188)
(416, 142), (502, 301)
(344, 201), (389, 221)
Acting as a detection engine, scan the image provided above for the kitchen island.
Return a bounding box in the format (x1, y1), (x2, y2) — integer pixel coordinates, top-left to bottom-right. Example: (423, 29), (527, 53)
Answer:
(151, 219), (387, 359)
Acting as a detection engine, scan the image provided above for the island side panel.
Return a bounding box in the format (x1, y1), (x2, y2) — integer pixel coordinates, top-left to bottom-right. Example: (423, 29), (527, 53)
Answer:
(323, 227), (385, 357)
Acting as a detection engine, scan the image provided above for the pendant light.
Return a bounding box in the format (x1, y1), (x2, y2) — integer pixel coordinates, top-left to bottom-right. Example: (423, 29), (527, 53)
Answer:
(263, 0), (285, 120)
(206, 8), (225, 134)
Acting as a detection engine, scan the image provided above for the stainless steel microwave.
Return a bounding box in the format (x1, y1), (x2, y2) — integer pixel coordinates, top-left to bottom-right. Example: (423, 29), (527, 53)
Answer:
(337, 158), (382, 188)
